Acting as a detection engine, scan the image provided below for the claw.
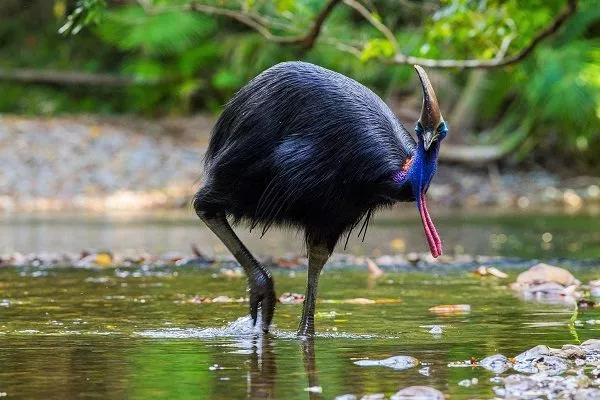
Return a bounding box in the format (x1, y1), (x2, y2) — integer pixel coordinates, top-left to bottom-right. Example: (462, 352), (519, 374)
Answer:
(249, 291), (261, 327)
(248, 270), (276, 332)
(261, 289), (276, 333)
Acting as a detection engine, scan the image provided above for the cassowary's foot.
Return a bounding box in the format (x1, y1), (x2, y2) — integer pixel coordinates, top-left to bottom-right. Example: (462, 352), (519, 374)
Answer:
(249, 269), (276, 332)
(297, 317), (315, 338)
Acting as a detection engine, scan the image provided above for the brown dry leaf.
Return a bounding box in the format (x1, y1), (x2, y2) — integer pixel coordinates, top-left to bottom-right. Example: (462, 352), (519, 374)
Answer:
(516, 263), (580, 286)
(279, 292), (304, 304)
(373, 298), (402, 304)
(429, 304), (471, 315)
(474, 266), (508, 278)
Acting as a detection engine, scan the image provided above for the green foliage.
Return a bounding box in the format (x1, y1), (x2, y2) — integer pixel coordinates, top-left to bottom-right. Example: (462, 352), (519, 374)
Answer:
(1, 0), (599, 168)
(95, 7), (217, 55)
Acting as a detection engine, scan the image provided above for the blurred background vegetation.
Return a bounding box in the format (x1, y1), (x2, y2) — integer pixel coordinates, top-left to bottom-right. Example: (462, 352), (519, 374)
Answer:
(0, 0), (599, 171)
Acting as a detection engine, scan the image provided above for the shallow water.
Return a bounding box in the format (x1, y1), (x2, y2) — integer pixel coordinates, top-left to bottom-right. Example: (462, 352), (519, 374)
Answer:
(1, 209), (600, 259)
(1, 211), (600, 399)
(1, 265), (600, 399)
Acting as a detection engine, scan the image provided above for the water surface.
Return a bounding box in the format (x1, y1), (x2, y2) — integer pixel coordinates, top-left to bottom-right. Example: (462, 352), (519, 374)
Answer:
(1, 211), (600, 398)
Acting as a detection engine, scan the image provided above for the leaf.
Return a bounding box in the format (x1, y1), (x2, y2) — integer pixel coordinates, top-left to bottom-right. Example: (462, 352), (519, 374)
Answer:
(360, 39), (395, 62)
(96, 5), (216, 55)
(429, 304), (471, 315)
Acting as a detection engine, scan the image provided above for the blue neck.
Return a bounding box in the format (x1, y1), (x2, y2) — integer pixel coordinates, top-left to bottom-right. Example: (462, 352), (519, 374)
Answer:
(394, 140), (439, 195)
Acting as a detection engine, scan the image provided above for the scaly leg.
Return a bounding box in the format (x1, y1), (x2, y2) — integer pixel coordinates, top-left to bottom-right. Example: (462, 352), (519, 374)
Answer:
(298, 242), (329, 337)
(200, 212), (276, 332)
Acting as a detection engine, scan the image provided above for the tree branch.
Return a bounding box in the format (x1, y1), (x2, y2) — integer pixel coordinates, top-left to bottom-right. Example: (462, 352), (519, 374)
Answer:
(142, 0), (342, 52)
(343, 0), (398, 53)
(0, 68), (158, 86)
(386, 0), (577, 69)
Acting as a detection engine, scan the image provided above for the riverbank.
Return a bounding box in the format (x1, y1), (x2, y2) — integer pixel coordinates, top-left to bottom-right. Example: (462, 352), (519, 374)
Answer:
(1, 114), (599, 212)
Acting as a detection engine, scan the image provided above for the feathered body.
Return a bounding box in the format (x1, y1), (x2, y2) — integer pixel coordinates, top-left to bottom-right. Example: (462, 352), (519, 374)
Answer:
(199, 61), (420, 251)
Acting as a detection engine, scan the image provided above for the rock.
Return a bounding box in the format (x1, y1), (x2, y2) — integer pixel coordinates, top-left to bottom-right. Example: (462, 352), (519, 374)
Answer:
(211, 296), (232, 303)
(457, 378), (477, 387)
(581, 339), (600, 352)
(334, 395), (357, 400)
(390, 386), (444, 400)
(575, 389), (600, 400)
(304, 386), (323, 393)
(354, 355), (419, 371)
(479, 354), (512, 374)
(535, 355), (569, 376)
(500, 375), (539, 397)
(429, 326), (443, 335)
(360, 395), (384, 400)
(555, 344), (586, 359)
(515, 345), (552, 362)
(516, 263), (580, 286)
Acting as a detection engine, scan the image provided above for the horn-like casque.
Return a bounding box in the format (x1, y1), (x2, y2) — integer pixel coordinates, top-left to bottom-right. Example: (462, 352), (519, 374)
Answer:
(414, 65), (442, 128)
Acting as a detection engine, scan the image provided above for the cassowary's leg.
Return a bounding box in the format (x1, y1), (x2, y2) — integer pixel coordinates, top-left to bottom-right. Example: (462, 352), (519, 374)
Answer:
(196, 210), (276, 331)
(298, 242), (329, 337)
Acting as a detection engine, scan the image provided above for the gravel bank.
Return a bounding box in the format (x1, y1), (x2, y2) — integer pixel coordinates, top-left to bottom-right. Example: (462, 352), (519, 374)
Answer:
(0, 115), (599, 212)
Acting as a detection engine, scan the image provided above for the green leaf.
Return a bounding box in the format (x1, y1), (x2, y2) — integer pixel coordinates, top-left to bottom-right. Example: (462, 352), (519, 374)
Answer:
(96, 5), (216, 55)
(360, 39), (394, 62)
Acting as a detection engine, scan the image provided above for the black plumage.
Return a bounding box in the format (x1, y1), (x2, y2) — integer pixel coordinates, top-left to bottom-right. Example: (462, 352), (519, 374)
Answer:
(198, 62), (415, 250)
(194, 61), (447, 336)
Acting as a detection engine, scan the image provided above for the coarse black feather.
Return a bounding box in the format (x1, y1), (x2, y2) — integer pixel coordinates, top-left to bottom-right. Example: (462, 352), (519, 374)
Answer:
(195, 61), (417, 252)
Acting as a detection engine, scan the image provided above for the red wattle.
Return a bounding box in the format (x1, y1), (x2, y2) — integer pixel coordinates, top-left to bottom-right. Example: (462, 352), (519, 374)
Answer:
(418, 193), (442, 258)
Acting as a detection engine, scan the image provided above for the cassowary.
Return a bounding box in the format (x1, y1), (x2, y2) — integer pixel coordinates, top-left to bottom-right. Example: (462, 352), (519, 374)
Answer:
(194, 61), (447, 337)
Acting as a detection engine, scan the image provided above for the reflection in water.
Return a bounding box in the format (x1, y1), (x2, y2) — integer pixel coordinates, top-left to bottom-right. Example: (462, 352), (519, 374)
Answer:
(1, 210), (600, 258)
(301, 339), (320, 400)
(247, 335), (277, 399)
(245, 335), (321, 400)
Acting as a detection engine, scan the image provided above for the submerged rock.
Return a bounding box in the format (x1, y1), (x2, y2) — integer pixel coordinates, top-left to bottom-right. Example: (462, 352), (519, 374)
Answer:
(479, 354), (512, 374)
(354, 355), (419, 371)
(391, 386), (444, 400)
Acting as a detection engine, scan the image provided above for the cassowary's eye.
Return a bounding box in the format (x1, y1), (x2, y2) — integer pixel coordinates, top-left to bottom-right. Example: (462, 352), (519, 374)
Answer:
(437, 121), (448, 138)
(415, 122), (424, 134)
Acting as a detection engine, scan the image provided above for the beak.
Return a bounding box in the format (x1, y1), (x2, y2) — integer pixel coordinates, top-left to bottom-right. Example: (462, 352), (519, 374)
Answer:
(423, 131), (439, 151)
(414, 65), (443, 142)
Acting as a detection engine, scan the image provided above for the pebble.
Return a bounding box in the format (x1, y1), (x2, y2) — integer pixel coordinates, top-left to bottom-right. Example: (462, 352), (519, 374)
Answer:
(391, 386), (444, 400)
(479, 354), (512, 374)
(428, 325), (443, 335)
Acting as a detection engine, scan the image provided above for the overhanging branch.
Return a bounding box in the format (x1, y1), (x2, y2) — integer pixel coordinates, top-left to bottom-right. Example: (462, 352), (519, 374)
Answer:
(0, 68), (158, 86)
(153, 0), (577, 69)
(387, 0), (577, 68)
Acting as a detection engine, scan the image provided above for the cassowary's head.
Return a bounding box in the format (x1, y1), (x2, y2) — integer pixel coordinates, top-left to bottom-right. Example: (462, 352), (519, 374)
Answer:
(411, 65), (446, 258)
(414, 65), (448, 152)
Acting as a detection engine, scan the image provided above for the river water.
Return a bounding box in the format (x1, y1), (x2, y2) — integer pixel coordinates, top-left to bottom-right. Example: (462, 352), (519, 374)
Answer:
(0, 210), (599, 399)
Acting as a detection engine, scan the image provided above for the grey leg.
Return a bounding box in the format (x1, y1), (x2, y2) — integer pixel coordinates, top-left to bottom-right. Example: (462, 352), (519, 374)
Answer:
(200, 212), (276, 331)
(298, 243), (329, 337)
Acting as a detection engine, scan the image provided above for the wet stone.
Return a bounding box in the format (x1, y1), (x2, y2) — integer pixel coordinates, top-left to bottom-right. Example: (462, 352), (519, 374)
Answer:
(360, 394), (384, 400)
(575, 389), (600, 400)
(479, 354), (512, 374)
(334, 395), (358, 400)
(515, 345), (552, 362)
(556, 344), (586, 359)
(390, 386), (444, 400)
(354, 355), (419, 371)
(535, 355), (569, 376)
